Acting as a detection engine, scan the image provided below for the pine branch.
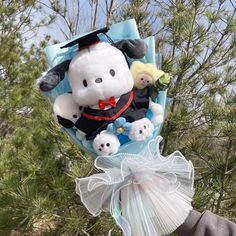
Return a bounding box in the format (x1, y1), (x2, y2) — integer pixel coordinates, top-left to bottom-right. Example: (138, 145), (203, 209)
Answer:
(215, 139), (233, 213)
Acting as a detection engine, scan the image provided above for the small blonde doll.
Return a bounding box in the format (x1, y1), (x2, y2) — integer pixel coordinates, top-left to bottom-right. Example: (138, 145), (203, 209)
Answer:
(130, 61), (171, 90)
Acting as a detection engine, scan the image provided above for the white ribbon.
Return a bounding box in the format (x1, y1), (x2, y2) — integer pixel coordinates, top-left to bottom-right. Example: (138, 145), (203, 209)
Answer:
(76, 136), (194, 236)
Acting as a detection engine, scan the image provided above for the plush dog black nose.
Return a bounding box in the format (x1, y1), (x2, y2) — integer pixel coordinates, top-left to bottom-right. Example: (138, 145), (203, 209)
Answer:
(95, 78), (103, 83)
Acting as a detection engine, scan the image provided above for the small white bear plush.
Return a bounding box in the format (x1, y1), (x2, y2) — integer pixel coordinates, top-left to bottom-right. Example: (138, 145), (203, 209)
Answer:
(93, 131), (120, 156)
(128, 118), (154, 141)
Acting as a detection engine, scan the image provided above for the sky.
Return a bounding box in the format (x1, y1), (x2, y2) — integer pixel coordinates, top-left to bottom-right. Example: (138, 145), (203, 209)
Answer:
(32, 0), (116, 45)
(30, 0), (235, 46)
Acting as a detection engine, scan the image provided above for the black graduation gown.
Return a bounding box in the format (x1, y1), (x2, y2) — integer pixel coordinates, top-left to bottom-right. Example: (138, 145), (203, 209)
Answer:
(75, 88), (150, 140)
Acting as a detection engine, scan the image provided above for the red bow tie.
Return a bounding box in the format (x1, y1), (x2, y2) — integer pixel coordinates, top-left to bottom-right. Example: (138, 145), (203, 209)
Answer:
(98, 96), (117, 110)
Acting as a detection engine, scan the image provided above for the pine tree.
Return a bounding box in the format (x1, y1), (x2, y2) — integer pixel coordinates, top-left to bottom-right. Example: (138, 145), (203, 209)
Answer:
(118, 0), (153, 37)
(0, 1), (120, 234)
(1, 0), (235, 235)
(119, 0), (236, 221)
(154, 0), (236, 221)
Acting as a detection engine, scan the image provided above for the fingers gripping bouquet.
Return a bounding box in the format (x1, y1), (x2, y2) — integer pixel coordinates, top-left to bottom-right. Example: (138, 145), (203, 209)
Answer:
(39, 20), (194, 236)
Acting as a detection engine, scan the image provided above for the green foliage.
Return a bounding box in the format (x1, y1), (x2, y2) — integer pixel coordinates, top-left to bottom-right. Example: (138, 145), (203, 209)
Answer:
(0, 1), (119, 235)
(0, 0), (235, 235)
(118, 0), (153, 37)
(116, 0), (236, 223)
(152, 0), (236, 222)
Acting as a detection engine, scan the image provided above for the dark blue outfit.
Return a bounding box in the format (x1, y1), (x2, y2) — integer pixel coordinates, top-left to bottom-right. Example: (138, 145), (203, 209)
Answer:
(75, 88), (150, 139)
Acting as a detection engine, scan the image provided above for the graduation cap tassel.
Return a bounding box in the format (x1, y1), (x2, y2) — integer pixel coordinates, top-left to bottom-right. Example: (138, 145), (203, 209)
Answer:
(60, 27), (109, 49)
(103, 32), (115, 45)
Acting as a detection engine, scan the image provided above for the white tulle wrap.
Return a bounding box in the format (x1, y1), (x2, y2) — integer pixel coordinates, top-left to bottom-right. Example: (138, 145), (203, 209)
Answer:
(76, 136), (194, 236)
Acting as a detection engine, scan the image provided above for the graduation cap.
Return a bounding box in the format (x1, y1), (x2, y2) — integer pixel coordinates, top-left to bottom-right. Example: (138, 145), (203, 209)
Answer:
(61, 27), (110, 49)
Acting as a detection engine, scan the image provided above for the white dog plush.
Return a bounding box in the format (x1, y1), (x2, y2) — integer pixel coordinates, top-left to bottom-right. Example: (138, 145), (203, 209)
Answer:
(53, 93), (83, 128)
(39, 28), (164, 155)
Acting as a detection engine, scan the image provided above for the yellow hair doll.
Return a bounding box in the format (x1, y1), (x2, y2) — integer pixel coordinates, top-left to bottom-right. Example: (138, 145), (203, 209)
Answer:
(130, 61), (171, 90)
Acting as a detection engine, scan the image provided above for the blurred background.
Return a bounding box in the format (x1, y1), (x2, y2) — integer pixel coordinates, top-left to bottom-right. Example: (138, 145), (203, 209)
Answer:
(0, 0), (235, 235)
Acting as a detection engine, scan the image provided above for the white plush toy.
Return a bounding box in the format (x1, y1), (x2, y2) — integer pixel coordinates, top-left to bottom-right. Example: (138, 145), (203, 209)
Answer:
(53, 93), (83, 128)
(39, 29), (164, 156)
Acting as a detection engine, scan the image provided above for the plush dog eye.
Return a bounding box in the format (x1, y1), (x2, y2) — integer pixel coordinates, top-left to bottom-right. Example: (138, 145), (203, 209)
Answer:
(83, 80), (88, 87)
(73, 114), (77, 118)
(110, 69), (115, 77)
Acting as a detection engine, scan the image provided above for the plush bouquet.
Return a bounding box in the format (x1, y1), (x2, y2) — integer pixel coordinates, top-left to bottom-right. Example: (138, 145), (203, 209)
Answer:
(39, 19), (194, 236)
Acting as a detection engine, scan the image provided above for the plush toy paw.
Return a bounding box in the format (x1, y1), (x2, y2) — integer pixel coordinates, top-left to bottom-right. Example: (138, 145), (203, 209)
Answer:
(93, 131), (120, 156)
(151, 115), (164, 125)
(128, 118), (154, 141)
(149, 103), (164, 125)
(155, 73), (171, 90)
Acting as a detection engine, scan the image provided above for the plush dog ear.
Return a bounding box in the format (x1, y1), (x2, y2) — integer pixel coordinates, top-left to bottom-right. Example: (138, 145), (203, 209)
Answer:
(39, 60), (71, 92)
(114, 39), (147, 59)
